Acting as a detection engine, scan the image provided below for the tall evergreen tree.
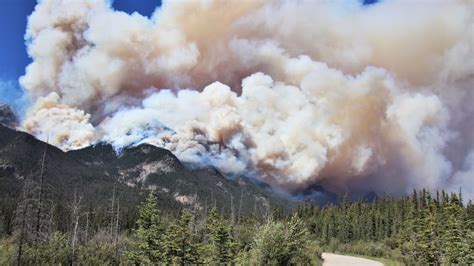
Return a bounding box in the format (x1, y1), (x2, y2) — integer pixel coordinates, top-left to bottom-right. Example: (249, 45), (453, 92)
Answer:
(418, 200), (442, 264)
(164, 209), (200, 265)
(204, 207), (235, 263)
(442, 194), (470, 264)
(126, 191), (165, 264)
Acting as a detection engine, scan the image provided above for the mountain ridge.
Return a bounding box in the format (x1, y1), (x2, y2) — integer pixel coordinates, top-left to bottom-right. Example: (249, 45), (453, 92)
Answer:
(0, 124), (295, 235)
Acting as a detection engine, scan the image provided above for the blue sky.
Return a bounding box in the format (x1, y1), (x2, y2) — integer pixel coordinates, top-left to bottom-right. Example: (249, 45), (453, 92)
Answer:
(0, 0), (161, 112)
(0, 0), (376, 113)
(0, 0), (36, 111)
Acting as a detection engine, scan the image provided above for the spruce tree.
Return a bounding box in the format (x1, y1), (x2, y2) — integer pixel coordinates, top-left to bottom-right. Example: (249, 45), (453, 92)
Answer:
(205, 207), (220, 261)
(418, 200), (441, 264)
(442, 194), (470, 264)
(164, 209), (200, 265)
(466, 200), (474, 264)
(205, 208), (235, 263)
(126, 191), (164, 264)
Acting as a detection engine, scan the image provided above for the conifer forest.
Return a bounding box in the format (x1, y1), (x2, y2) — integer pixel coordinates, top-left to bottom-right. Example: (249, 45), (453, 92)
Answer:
(1, 184), (473, 265)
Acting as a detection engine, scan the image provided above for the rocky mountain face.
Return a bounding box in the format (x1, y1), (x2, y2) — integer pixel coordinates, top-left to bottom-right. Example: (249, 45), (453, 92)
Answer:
(0, 124), (294, 235)
(0, 104), (18, 128)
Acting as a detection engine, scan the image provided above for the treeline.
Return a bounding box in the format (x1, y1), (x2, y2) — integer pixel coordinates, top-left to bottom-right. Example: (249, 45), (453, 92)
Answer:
(125, 192), (321, 264)
(1, 190), (321, 265)
(297, 189), (474, 265)
(1, 184), (473, 265)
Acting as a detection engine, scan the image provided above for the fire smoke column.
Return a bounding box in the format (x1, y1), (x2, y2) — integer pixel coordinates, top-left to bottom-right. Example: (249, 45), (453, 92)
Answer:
(18, 0), (474, 200)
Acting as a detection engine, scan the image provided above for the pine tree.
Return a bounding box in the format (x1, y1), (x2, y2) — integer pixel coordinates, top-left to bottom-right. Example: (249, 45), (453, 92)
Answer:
(204, 207), (220, 262)
(442, 193), (470, 264)
(204, 207), (235, 263)
(126, 191), (165, 264)
(418, 200), (441, 264)
(164, 209), (200, 265)
(466, 200), (474, 264)
(397, 197), (413, 257)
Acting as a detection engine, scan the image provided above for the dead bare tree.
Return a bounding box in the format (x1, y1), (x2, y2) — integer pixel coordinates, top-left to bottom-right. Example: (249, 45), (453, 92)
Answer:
(48, 202), (55, 234)
(70, 189), (82, 264)
(238, 189), (244, 223)
(31, 140), (55, 265)
(114, 198), (120, 263)
(34, 140), (48, 241)
(109, 184), (116, 243)
(16, 140), (51, 265)
(230, 194), (235, 225)
(84, 211), (89, 243)
(15, 180), (34, 266)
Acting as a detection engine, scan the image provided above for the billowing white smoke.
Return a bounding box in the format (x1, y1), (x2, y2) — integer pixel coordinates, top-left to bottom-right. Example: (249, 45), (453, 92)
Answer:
(20, 0), (474, 199)
(23, 92), (94, 150)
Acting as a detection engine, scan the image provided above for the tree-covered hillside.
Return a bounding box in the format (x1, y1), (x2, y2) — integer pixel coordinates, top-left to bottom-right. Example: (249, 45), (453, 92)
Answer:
(0, 124), (295, 238)
(0, 125), (473, 264)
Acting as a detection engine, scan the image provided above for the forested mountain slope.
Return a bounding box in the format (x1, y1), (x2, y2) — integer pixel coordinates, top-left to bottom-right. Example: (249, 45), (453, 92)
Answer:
(0, 124), (294, 236)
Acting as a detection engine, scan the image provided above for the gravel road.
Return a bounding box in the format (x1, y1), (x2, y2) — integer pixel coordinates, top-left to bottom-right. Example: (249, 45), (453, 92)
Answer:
(322, 252), (384, 266)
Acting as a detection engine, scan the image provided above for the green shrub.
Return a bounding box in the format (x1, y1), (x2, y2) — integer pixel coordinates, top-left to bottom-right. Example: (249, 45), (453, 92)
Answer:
(237, 215), (322, 265)
(79, 231), (132, 265)
(294, 240), (323, 266)
(0, 238), (16, 265)
(78, 242), (115, 265)
(325, 238), (341, 253)
(23, 232), (71, 264)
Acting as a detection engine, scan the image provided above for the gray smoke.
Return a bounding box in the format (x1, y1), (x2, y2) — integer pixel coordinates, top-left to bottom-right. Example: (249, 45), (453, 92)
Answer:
(19, 0), (474, 199)
(0, 104), (18, 128)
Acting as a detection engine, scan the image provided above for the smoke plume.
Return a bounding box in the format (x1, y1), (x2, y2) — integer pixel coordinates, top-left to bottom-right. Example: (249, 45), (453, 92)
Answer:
(20, 0), (474, 199)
